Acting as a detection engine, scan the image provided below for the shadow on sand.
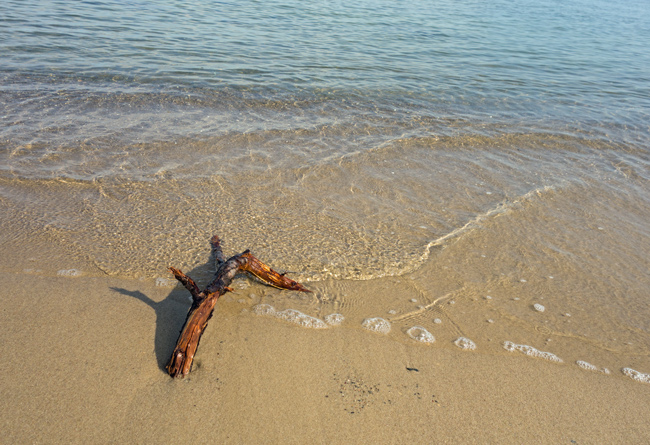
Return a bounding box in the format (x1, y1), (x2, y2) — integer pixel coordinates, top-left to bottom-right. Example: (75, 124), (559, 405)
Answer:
(110, 247), (222, 372)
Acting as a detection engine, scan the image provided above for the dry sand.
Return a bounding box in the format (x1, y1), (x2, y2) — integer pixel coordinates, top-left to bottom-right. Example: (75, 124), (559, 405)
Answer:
(1, 247), (649, 444)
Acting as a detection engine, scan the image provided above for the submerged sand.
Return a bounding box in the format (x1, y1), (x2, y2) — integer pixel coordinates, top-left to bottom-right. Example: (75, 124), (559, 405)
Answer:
(1, 245), (649, 443)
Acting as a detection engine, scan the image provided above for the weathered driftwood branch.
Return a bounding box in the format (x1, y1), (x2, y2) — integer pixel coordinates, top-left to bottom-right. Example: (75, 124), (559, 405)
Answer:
(167, 235), (310, 378)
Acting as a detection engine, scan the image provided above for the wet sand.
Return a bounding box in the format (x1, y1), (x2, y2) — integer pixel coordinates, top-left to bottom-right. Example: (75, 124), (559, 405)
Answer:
(1, 242), (649, 444)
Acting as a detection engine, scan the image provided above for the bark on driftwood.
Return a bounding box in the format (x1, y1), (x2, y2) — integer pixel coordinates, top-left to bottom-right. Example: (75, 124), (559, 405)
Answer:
(167, 235), (310, 378)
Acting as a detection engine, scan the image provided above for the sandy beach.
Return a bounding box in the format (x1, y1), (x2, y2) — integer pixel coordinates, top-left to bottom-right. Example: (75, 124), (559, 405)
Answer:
(2, 0), (649, 442)
(1, 236), (649, 444)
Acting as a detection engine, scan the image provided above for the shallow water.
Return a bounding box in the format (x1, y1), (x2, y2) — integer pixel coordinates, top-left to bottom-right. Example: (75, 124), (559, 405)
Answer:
(1, 0), (649, 377)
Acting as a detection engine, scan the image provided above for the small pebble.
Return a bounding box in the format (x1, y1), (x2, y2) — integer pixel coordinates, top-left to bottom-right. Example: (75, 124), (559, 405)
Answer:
(533, 303), (545, 312)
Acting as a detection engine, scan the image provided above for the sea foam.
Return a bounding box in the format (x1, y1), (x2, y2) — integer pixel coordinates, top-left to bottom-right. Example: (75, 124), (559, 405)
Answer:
(57, 269), (81, 277)
(252, 304), (328, 329)
(454, 337), (477, 350)
(362, 317), (391, 334)
(503, 341), (563, 363)
(406, 326), (435, 344)
(155, 277), (176, 287)
(325, 313), (345, 326)
(621, 367), (650, 383)
(576, 360), (610, 374)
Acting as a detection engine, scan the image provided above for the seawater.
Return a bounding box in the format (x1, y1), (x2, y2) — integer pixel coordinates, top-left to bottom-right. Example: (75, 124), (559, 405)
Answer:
(2, 0), (650, 381)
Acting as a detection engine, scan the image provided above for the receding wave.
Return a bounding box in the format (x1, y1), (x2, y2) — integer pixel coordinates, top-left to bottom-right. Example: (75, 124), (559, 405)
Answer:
(0, 132), (568, 283)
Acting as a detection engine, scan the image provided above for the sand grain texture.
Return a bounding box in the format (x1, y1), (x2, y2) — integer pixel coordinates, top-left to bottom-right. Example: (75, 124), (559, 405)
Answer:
(1, 264), (649, 443)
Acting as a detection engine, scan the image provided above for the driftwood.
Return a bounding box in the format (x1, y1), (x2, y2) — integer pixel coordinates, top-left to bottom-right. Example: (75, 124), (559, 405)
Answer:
(167, 235), (310, 378)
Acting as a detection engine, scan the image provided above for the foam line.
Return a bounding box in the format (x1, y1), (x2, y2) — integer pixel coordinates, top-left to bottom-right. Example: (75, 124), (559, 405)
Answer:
(416, 185), (556, 265)
(503, 341), (563, 363)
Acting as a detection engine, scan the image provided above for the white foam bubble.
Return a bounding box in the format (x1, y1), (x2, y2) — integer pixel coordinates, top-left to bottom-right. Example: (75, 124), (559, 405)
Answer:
(576, 360), (597, 371)
(252, 304), (329, 329)
(252, 303), (276, 316)
(406, 326), (435, 344)
(325, 313), (345, 326)
(576, 360), (610, 375)
(533, 303), (545, 312)
(155, 277), (176, 287)
(454, 337), (476, 350)
(57, 269), (80, 277)
(621, 367), (650, 383)
(503, 341), (563, 363)
(277, 309), (328, 329)
(362, 317), (391, 334)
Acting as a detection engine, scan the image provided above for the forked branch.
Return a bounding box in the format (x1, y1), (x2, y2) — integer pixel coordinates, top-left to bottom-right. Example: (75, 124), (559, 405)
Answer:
(166, 236), (310, 378)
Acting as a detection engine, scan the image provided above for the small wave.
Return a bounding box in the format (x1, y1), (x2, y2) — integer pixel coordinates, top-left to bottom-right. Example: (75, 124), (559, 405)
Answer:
(414, 186), (556, 268)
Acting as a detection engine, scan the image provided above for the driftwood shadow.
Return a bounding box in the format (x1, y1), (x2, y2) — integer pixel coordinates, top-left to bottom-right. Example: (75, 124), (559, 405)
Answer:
(111, 235), (311, 378)
(110, 253), (219, 371)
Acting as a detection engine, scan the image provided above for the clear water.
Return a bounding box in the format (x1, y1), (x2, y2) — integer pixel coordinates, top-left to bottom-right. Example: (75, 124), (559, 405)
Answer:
(2, 0), (649, 152)
(1, 0), (649, 370)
